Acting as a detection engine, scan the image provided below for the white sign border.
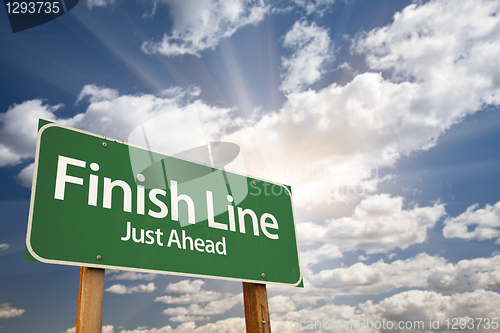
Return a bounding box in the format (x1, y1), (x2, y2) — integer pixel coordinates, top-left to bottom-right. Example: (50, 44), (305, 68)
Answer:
(26, 121), (303, 287)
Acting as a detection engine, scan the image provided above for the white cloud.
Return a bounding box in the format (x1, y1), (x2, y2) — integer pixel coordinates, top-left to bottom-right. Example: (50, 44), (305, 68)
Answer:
(443, 201), (500, 243)
(108, 271), (158, 281)
(0, 303), (25, 318)
(299, 243), (343, 277)
(306, 253), (500, 297)
(157, 280), (233, 319)
(76, 84), (119, 103)
(271, 302), (365, 333)
(357, 0), (500, 105)
(298, 194), (445, 254)
(86, 0), (114, 10)
(280, 21), (332, 93)
(160, 85), (201, 99)
(141, 0), (268, 57)
(360, 289), (500, 333)
(8, 0), (500, 207)
(6, 0), (500, 331)
(272, 289), (500, 333)
(224, 0), (500, 207)
(427, 255), (500, 293)
(165, 279), (205, 294)
(268, 295), (296, 313)
(63, 85), (214, 142)
(293, 0), (336, 16)
(162, 293), (242, 317)
(3, 0), (500, 206)
(116, 323), (194, 333)
(15, 162), (34, 188)
(105, 282), (156, 294)
(189, 318), (245, 333)
(0, 85), (232, 186)
(169, 315), (208, 323)
(354, 0), (500, 133)
(156, 281), (243, 321)
(358, 254), (369, 261)
(155, 291), (221, 304)
(118, 318), (245, 333)
(64, 325), (114, 333)
(0, 244), (9, 251)
(0, 100), (60, 167)
(308, 253), (444, 295)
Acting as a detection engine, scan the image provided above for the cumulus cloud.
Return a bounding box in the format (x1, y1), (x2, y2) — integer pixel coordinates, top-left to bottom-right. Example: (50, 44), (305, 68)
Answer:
(0, 84), (232, 186)
(85, 0), (114, 10)
(141, 0), (268, 57)
(105, 282), (156, 294)
(118, 318), (245, 333)
(76, 84), (119, 103)
(63, 84), (227, 142)
(354, 0), (500, 138)
(357, 0), (500, 103)
(443, 201), (500, 243)
(292, 0), (336, 16)
(162, 293), (243, 319)
(0, 244), (9, 251)
(280, 21), (332, 93)
(360, 289), (500, 333)
(271, 303), (368, 333)
(272, 289), (500, 333)
(427, 255), (500, 293)
(4, 0), (500, 206)
(298, 194), (445, 254)
(268, 295), (296, 313)
(0, 303), (25, 318)
(308, 253), (444, 295)
(103, 326), (115, 333)
(299, 243), (343, 277)
(108, 271), (158, 281)
(5, 1), (500, 331)
(306, 253), (500, 297)
(224, 0), (500, 206)
(0, 100), (60, 167)
(63, 325), (114, 333)
(156, 280), (239, 322)
(165, 279), (205, 294)
(15, 162), (34, 188)
(155, 291), (221, 304)
(169, 315), (209, 323)
(7, 0), (500, 205)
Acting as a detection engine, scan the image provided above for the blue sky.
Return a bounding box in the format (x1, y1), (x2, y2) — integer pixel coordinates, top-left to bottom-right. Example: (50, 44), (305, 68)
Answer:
(1, 0), (500, 332)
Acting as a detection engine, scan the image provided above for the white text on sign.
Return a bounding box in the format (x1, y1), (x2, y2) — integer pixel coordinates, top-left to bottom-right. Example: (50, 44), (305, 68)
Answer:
(53, 155), (280, 239)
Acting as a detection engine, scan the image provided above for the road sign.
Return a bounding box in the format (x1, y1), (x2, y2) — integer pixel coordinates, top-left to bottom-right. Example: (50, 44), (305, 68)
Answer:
(26, 121), (302, 286)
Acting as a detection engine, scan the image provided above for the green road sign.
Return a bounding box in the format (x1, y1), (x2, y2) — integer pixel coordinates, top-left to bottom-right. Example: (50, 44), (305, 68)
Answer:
(26, 121), (302, 286)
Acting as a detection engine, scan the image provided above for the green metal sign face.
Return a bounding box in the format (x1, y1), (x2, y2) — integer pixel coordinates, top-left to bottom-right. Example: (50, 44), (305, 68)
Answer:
(26, 122), (302, 286)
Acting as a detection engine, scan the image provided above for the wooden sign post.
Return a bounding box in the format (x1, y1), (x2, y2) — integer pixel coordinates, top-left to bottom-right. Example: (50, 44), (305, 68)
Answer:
(243, 282), (271, 333)
(74, 272), (271, 333)
(27, 123), (301, 287)
(27, 122), (301, 333)
(76, 267), (105, 333)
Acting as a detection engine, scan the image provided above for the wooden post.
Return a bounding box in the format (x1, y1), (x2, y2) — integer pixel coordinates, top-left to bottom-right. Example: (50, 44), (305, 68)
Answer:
(76, 267), (105, 333)
(243, 282), (271, 333)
